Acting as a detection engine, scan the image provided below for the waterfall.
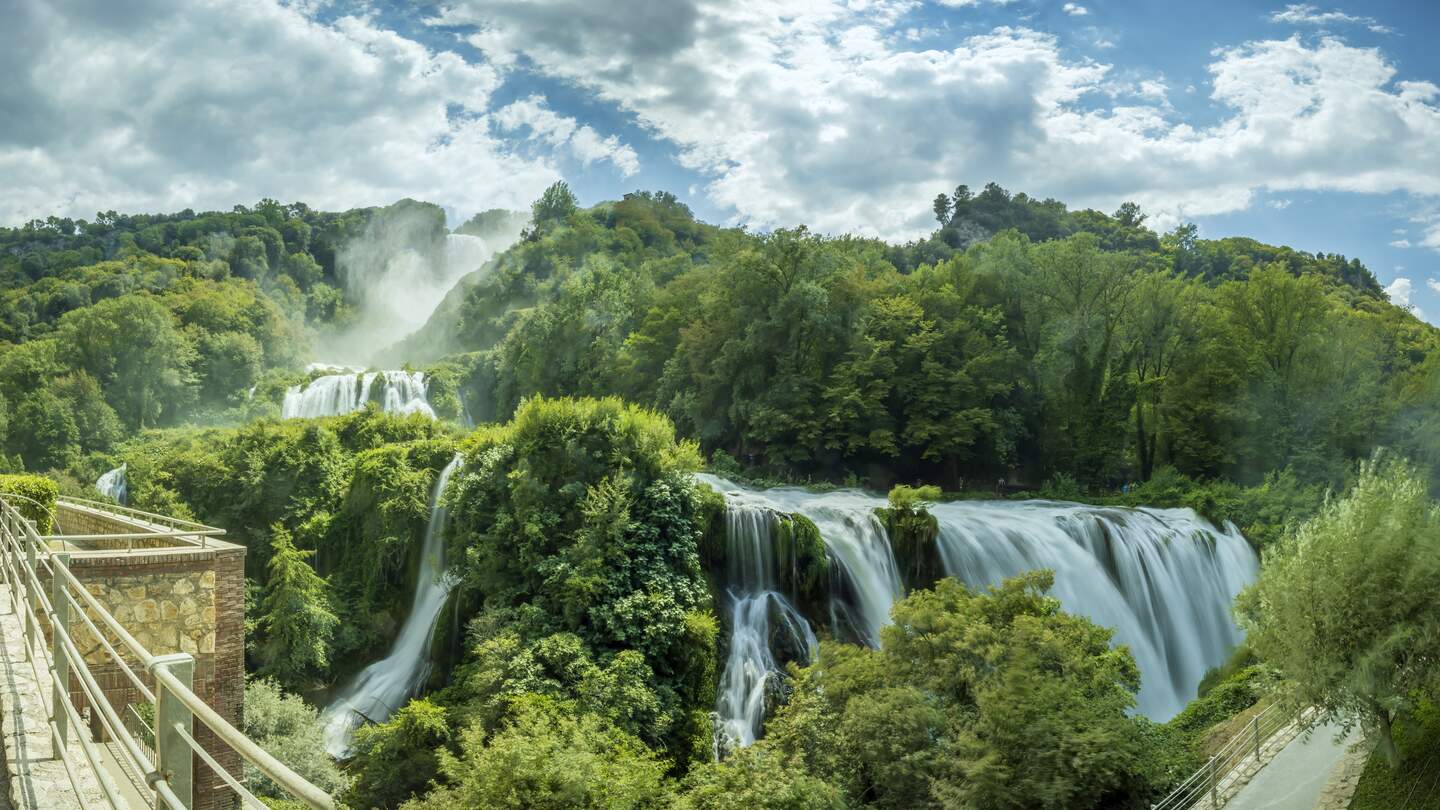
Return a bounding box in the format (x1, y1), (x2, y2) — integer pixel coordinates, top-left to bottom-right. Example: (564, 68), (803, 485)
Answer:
(712, 498), (818, 752)
(282, 370), (435, 420)
(929, 500), (1256, 718)
(698, 475), (1258, 729)
(698, 475), (903, 648)
(95, 464), (128, 505)
(321, 454), (463, 757)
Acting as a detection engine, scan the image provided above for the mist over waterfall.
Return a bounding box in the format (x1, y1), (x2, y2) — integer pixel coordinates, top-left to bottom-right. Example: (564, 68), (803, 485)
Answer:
(319, 198), (517, 364)
(713, 498), (818, 752)
(698, 475), (1259, 742)
(95, 464), (127, 505)
(283, 371), (435, 419)
(322, 454), (463, 758)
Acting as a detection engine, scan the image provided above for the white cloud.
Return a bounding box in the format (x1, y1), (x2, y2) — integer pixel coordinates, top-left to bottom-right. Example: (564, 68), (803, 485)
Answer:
(1386, 277), (1422, 317)
(1062, 3), (1089, 16)
(1268, 199), (1291, 209)
(1391, 239), (1412, 248)
(1427, 278), (1440, 295)
(0, 0), (637, 225)
(493, 95), (640, 176)
(1269, 4), (1392, 34)
(440, 1), (1440, 238)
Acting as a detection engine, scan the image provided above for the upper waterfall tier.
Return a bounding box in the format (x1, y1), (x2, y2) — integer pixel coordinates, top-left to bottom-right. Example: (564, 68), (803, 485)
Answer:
(282, 370), (435, 419)
(697, 474), (1258, 722)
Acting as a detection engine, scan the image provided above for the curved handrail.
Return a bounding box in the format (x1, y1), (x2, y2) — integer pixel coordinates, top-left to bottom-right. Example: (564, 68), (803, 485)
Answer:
(0, 495), (335, 809)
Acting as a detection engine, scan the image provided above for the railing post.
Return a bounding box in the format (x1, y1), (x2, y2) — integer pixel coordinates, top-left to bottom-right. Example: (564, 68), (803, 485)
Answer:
(1252, 714), (1261, 764)
(51, 552), (70, 748)
(24, 533), (37, 661)
(153, 653), (195, 809)
(1209, 754), (1219, 808)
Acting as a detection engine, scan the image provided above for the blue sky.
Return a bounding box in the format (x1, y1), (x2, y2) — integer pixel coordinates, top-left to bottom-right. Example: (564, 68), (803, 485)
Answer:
(3, 0), (1439, 317)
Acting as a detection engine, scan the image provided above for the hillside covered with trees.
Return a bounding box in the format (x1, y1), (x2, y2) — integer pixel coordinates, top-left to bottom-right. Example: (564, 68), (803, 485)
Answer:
(4, 182), (1439, 808)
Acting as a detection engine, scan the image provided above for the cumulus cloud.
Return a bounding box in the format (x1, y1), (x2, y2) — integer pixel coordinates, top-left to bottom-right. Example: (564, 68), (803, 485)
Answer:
(1268, 4), (1392, 34)
(1428, 278), (1440, 295)
(438, 0), (1440, 238)
(1386, 277), (1422, 316)
(1063, 3), (1089, 16)
(0, 0), (633, 224)
(1392, 239), (1413, 248)
(493, 95), (640, 176)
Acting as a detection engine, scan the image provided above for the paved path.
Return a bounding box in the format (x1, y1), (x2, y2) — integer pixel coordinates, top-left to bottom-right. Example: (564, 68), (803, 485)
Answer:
(1227, 720), (1360, 810)
(0, 583), (111, 809)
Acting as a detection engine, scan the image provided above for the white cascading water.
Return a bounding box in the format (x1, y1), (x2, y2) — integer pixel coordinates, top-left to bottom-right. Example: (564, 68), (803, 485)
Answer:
(95, 464), (128, 505)
(713, 497), (818, 752)
(698, 475), (904, 648)
(930, 500), (1256, 718)
(698, 475), (1258, 736)
(321, 453), (463, 757)
(282, 370), (435, 420)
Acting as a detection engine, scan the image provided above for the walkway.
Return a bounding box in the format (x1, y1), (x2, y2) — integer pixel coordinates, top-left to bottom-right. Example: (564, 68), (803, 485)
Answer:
(0, 582), (111, 809)
(1227, 720), (1360, 810)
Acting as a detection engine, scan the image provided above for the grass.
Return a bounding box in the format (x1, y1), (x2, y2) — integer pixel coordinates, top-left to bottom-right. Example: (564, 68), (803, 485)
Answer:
(1351, 702), (1440, 810)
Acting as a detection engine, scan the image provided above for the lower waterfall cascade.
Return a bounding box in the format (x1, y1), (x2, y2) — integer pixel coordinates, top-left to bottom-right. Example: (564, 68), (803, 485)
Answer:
(697, 474), (1259, 746)
(320, 453), (463, 757)
(712, 498), (819, 752)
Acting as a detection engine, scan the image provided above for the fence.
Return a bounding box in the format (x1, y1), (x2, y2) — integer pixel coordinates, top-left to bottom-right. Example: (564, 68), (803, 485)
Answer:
(0, 494), (335, 809)
(1152, 701), (1319, 810)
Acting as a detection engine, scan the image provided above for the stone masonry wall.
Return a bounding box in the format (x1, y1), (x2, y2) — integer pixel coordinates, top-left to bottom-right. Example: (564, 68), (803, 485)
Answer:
(36, 529), (246, 810)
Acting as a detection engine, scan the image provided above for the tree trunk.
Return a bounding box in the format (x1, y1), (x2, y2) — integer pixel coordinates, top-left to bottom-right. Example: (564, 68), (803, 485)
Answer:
(1377, 710), (1401, 769)
(1134, 401), (1151, 481)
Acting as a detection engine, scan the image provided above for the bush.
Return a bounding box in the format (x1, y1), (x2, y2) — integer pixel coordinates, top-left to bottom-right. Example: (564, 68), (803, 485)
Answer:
(241, 679), (347, 800)
(346, 698), (450, 809)
(0, 473), (59, 533)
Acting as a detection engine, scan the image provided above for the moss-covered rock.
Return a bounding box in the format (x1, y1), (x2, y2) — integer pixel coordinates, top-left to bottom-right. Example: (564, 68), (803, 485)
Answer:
(774, 512), (829, 620)
(877, 484), (942, 591)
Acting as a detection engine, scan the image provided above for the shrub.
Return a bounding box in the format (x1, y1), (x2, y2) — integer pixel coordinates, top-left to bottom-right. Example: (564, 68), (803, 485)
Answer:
(0, 473), (59, 533)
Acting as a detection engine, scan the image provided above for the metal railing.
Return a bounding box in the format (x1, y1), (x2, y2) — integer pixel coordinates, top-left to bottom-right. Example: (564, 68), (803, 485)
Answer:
(1152, 701), (1318, 810)
(0, 495), (336, 809)
(50, 497), (229, 551)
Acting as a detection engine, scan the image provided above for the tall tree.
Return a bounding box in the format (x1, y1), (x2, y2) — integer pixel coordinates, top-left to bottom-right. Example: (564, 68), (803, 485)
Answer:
(56, 294), (195, 429)
(257, 525), (338, 686)
(1237, 456), (1440, 767)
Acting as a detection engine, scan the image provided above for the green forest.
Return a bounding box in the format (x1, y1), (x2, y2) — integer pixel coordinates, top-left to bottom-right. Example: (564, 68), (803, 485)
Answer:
(4, 181), (1440, 807)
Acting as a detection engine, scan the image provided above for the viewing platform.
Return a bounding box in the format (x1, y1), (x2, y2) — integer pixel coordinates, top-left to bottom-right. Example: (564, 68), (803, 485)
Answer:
(0, 494), (334, 810)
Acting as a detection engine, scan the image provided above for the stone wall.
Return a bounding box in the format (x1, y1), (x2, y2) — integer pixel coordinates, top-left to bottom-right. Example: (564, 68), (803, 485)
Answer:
(39, 541), (245, 810)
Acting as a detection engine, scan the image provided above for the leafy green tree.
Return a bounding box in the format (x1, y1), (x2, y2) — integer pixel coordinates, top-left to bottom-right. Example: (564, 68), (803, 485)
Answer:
(56, 294), (196, 428)
(402, 699), (671, 810)
(767, 572), (1162, 809)
(932, 193), (951, 226)
(1237, 455), (1440, 767)
(675, 745), (849, 809)
(346, 698), (451, 809)
(9, 389), (79, 470)
(1124, 271), (1202, 479)
(533, 182), (579, 227)
(256, 525), (338, 686)
(241, 678), (347, 799)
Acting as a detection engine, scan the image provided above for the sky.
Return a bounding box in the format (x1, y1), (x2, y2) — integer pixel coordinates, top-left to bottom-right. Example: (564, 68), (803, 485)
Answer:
(3, 0), (1439, 318)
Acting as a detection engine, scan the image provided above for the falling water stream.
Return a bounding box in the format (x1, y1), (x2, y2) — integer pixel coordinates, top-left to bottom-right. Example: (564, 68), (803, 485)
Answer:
(713, 496), (818, 751)
(321, 454), (463, 757)
(95, 464), (128, 505)
(283, 370), (435, 419)
(698, 475), (1259, 746)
